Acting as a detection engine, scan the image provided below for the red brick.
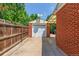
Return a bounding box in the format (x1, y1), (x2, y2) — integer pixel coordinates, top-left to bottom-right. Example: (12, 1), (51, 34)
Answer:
(56, 3), (79, 55)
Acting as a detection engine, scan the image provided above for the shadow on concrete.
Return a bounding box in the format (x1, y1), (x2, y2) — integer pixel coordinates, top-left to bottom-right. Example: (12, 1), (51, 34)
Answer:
(42, 35), (66, 56)
(42, 31), (46, 38)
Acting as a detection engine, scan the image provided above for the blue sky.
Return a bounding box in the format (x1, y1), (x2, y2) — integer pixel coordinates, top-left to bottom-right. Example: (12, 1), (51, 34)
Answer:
(25, 3), (57, 20)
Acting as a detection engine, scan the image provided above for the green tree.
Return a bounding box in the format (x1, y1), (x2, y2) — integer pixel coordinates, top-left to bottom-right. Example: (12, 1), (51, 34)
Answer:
(50, 23), (56, 34)
(0, 3), (39, 25)
(46, 14), (52, 21)
(30, 14), (38, 21)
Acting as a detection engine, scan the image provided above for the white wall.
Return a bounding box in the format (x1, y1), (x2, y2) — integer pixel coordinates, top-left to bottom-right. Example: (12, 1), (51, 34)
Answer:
(32, 25), (46, 37)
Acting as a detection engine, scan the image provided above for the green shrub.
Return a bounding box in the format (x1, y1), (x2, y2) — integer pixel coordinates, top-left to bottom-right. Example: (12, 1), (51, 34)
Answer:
(50, 23), (56, 34)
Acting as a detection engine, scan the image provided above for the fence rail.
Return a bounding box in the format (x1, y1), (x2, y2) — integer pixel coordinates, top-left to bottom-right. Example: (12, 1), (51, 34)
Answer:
(0, 19), (29, 55)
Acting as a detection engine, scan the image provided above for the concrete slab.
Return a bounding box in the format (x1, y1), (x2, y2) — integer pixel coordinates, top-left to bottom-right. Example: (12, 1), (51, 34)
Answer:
(3, 36), (66, 56)
(3, 37), (42, 56)
(42, 37), (67, 56)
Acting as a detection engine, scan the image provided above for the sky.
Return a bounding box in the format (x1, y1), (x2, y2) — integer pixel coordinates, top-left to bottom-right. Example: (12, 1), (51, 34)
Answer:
(25, 3), (57, 20)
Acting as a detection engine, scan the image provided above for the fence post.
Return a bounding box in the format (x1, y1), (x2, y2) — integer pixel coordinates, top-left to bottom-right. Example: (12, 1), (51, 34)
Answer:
(29, 23), (32, 37)
(46, 23), (50, 37)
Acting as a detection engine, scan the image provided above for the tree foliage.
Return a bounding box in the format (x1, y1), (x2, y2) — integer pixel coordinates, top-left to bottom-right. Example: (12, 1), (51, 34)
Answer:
(46, 14), (52, 21)
(30, 14), (38, 21)
(50, 23), (56, 34)
(0, 3), (38, 25)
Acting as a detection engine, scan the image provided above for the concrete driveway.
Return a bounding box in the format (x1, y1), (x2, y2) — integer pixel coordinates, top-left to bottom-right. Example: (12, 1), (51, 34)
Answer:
(3, 35), (66, 56)
(3, 37), (42, 56)
(42, 37), (67, 56)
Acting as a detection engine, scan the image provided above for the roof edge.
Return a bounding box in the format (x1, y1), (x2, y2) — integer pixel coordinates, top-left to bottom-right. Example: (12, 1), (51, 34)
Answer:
(54, 3), (66, 14)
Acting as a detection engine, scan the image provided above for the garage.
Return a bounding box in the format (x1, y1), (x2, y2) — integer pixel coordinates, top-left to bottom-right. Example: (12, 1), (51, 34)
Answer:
(30, 19), (47, 37)
(32, 24), (46, 37)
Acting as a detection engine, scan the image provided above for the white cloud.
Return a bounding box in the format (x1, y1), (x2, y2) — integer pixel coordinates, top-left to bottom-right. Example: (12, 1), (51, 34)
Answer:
(37, 13), (43, 17)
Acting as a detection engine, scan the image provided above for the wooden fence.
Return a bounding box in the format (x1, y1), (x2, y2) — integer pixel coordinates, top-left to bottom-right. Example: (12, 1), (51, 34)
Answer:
(0, 19), (29, 55)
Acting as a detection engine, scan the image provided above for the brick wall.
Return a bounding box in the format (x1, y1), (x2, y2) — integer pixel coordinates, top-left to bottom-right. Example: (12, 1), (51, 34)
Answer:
(56, 3), (79, 56)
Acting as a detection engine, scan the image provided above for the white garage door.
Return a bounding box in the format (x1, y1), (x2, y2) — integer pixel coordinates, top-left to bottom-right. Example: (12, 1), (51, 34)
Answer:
(32, 25), (46, 37)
